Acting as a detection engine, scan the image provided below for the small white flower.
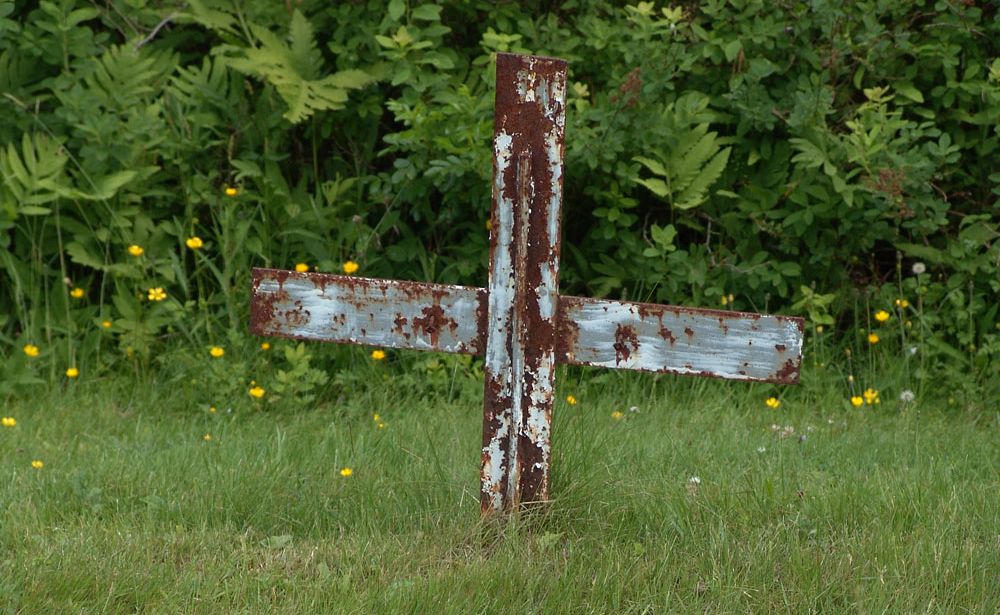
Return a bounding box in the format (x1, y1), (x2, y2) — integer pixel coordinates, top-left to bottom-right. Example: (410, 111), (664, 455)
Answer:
(756, 446), (767, 453)
(827, 419), (834, 425)
(912, 262), (926, 275)
(688, 476), (701, 485)
(628, 405), (640, 413)
(908, 346), (918, 355)
(900, 389), (915, 403)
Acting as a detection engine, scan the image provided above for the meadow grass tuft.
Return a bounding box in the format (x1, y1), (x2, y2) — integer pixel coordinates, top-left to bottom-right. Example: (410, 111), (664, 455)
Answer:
(1, 368), (998, 613)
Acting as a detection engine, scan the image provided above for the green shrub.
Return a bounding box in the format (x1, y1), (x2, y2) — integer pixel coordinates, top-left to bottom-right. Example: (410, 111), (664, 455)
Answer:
(1, 0), (997, 398)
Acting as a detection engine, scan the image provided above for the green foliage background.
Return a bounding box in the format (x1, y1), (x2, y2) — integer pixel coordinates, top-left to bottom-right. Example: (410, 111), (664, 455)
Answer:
(1, 0), (998, 396)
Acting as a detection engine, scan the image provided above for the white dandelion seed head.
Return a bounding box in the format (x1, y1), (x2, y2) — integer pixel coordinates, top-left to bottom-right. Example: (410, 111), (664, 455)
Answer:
(912, 262), (926, 275)
(688, 476), (701, 485)
(900, 390), (915, 402)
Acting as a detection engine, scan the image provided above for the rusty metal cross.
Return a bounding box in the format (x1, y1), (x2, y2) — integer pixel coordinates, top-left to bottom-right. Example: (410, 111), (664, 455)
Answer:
(250, 53), (804, 515)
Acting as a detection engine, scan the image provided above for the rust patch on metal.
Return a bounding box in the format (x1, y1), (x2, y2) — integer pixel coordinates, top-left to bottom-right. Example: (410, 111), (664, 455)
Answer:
(659, 325), (677, 346)
(412, 304), (455, 347)
(684, 326), (695, 339)
(555, 310), (581, 362)
(774, 357), (801, 383)
(613, 324), (639, 364)
(775, 343), (786, 352)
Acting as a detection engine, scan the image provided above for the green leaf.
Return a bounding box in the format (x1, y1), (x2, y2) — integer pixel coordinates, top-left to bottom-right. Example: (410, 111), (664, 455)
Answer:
(895, 82), (924, 103)
(896, 242), (943, 264)
(650, 223), (677, 248)
(388, 0), (406, 21)
(635, 178), (669, 198)
(412, 4), (442, 21)
(633, 155), (666, 177)
(723, 39), (742, 62)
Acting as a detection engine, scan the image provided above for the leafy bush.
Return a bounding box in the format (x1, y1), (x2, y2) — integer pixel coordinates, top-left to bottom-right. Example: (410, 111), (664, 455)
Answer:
(1, 0), (997, 398)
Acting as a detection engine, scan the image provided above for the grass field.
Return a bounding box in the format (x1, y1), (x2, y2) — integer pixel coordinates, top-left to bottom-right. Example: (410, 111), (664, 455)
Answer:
(2, 365), (998, 613)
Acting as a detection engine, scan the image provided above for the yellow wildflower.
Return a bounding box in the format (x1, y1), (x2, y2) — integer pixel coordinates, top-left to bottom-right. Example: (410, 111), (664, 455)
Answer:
(850, 396), (864, 407)
(611, 410), (624, 420)
(249, 386), (265, 399)
(377, 422), (386, 430)
(147, 287), (167, 302)
(874, 310), (890, 323)
(867, 332), (879, 344)
(70, 287), (85, 299)
(485, 219), (492, 231)
(186, 236), (204, 249)
(203, 433), (212, 442)
(101, 320), (112, 329)
(295, 263), (309, 273)
(343, 260), (359, 274)
(1, 417), (16, 427)
(566, 395), (578, 406)
(895, 298), (909, 309)
(371, 349), (386, 360)
(224, 186), (238, 197)
(765, 397), (781, 409)
(31, 460), (44, 469)
(863, 388), (880, 405)
(66, 367), (79, 378)
(373, 413), (381, 422)
(128, 244), (144, 257)
(209, 406), (217, 413)
(209, 346), (225, 358)
(23, 344), (40, 358)
(340, 467), (353, 477)
(260, 342), (270, 350)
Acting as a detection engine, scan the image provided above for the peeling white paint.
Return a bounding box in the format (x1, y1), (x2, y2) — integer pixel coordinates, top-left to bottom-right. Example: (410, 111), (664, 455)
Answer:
(253, 275), (481, 352)
(563, 299), (801, 381)
(252, 272), (802, 382)
(481, 416), (509, 509)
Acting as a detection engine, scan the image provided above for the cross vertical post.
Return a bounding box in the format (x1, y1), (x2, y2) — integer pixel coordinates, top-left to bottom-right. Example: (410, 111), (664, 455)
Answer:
(481, 53), (567, 514)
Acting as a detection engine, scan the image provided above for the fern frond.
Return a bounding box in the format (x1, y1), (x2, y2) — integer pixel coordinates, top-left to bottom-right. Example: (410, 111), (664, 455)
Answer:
(675, 147), (731, 210)
(84, 45), (178, 110)
(0, 133), (68, 217)
(672, 127), (717, 190)
(218, 10), (373, 123)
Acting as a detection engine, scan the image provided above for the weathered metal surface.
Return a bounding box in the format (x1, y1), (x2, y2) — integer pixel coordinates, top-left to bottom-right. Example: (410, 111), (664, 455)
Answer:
(250, 269), (485, 354)
(556, 296), (804, 384)
(481, 53), (566, 514)
(250, 269), (804, 384)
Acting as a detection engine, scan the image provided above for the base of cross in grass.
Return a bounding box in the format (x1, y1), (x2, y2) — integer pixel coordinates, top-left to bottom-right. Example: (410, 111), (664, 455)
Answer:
(250, 53), (804, 515)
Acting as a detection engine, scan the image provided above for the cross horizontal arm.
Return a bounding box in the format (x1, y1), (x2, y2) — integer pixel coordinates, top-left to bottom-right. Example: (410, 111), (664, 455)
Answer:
(250, 268), (804, 384)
